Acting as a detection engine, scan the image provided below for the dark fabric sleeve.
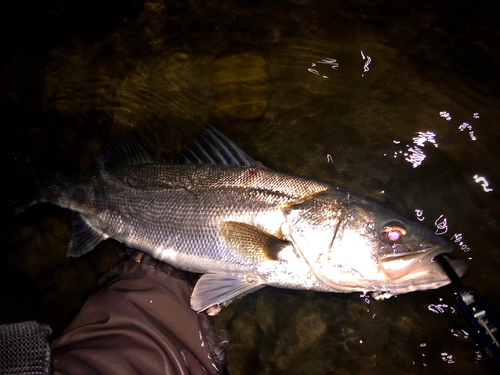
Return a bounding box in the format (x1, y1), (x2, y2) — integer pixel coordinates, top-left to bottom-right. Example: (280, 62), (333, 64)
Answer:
(50, 261), (222, 375)
(0, 321), (52, 375)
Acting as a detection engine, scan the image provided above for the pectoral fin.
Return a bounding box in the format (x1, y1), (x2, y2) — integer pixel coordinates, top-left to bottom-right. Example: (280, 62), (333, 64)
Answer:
(221, 221), (289, 262)
(191, 273), (265, 314)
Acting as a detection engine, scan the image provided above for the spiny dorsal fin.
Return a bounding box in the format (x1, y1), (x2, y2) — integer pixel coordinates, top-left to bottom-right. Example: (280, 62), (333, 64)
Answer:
(177, 126), (260, 167)
(221, 221), (289, 261)
(93, 135), (154, 172)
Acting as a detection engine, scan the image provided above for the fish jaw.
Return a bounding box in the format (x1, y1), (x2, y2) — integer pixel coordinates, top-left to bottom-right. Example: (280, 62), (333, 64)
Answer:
(372, 251), (468, 296)
(328, 247), (468, 296)
(378, 244), (456, 280)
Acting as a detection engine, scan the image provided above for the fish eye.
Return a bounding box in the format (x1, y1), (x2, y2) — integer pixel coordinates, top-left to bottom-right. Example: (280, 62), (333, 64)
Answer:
(380, 223), (407, 244)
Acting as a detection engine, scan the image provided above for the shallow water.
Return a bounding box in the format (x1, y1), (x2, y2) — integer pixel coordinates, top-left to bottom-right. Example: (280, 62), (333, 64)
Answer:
(1, 0), (500, 374)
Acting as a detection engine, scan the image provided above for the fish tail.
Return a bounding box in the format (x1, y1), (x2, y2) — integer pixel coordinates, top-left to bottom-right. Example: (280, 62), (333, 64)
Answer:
(0, 160), (68, 222)
(32, 172), (73, 207)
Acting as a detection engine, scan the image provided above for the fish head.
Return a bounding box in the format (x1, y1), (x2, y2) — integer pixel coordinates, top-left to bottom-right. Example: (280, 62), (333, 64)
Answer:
(282, 189), (467, 296)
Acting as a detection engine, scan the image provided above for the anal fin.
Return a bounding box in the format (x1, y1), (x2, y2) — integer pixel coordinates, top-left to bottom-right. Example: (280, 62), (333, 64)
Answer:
(67, 214), (108, 257)
(191, 273), (265, 315)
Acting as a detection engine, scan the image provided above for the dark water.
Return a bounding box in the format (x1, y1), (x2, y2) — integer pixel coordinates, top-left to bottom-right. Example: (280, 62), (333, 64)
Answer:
(1, 0), (500, 374)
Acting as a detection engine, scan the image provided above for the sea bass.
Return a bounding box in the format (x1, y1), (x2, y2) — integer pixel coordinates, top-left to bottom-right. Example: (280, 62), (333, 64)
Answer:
(30, 127), (466, 314)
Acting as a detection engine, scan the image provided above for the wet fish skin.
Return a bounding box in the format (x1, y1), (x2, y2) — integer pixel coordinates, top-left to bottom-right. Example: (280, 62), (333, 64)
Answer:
(30, 128), (466, 313)
(51, 162), (333, 276)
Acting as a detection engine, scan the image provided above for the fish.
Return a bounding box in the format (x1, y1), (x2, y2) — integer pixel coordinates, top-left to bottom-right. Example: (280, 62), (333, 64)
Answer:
(25, 126), (466, 314)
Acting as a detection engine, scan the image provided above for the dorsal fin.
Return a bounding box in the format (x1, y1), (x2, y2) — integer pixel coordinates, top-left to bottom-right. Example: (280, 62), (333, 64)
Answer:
(176, 126), (259, 167)
(93, 135), (154, 171)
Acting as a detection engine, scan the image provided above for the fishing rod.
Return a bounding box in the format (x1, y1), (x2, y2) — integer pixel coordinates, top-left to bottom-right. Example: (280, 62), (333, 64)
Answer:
(435, 255), (500, 365)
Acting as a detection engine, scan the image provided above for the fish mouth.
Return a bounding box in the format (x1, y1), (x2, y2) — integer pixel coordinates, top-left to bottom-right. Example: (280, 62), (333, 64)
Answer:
(376, 246), (467, 292)
(379, 245), (454, 279)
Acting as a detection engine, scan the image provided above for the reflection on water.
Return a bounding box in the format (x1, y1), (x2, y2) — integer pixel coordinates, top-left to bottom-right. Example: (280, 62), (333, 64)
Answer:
(473, 175), (493, 192)
(393, 130), (439, 168)
(1, 0), (500, 374)
(307, 57), (339, 79)
(360, 51), (371, 76)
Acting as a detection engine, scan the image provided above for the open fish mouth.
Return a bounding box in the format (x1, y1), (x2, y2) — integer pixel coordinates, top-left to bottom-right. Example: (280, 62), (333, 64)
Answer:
(375, 246), (467, 292)
(330, 248), (468, 296)
(394, 254), (466, 284)
(379, 246), (456, 279)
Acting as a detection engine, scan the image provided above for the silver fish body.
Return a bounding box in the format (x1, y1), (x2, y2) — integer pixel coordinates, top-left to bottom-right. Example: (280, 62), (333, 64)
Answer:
(36, 129), (466, 313)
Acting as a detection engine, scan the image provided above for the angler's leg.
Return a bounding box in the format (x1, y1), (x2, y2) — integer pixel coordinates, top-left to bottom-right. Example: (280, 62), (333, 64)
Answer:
(51, 254), (225, 375)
